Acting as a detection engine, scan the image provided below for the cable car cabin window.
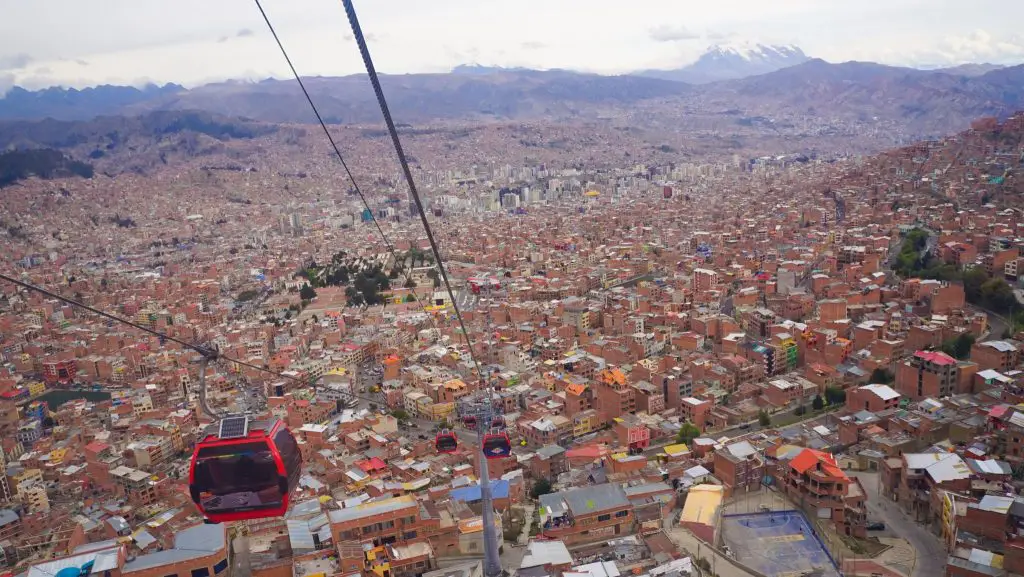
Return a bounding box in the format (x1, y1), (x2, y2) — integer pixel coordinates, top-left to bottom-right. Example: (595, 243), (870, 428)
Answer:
(191, 569), (210, 577)
(192, 442), (283, 513)
(274, 428), (302, 486)
(213, 559), (228, 574)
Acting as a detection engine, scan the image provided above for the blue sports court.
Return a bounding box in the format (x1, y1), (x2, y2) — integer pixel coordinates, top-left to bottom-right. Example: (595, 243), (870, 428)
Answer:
(719, 510), (840, 577)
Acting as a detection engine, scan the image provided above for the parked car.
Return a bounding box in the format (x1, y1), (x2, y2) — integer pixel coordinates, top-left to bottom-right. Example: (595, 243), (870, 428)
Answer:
(867, 522), (885, 531)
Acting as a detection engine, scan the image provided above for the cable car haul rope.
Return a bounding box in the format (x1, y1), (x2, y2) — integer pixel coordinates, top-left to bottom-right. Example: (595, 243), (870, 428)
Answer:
(1, 9), (510, 567)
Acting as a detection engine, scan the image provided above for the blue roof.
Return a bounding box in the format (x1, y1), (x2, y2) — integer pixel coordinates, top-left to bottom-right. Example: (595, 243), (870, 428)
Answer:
(450, 480), (510, 502)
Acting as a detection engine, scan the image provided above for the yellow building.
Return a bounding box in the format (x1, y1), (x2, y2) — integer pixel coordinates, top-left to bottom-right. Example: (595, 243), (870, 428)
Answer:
(48, 448), (68, 465)
(572, 412), (594, 438)
(14, 469), (43, 499)
(425, 402), (455, 421)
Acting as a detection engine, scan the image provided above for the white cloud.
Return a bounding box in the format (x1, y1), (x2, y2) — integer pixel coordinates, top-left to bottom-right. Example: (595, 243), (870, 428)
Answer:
(649, 25), (701, 43)
(0, 53), (32, 70)
(0, 73), (15, 95)
(927, 30), (1024, 65)
(0, 0), (1021, 88)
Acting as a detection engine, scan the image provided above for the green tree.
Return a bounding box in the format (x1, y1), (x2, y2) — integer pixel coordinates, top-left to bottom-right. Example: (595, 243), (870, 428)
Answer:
(530, 478), (553, 499)
(869, 367), (894, 384)
(758, 410), (771, 427)
(404, 277), (417, 289)
(941, 333), (976, 360)
(981, 277), (1017, 314)
(812, 394), (825, 411)
(676, 421), (701, 445)
(824, 386), (847, 405)
(404, 294), (416, 303)
(391, 409), (410, 421)
(236, 289), (259, 302)
(963, 267), (990, 304)
(345, 286), (365, 307)
(299, 283), (317, 300)
(794, 405), (807, 416)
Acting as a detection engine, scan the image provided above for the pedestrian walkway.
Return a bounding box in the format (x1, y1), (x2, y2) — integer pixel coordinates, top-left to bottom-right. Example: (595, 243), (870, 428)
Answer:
(517, 502), (536, 545)
(869, 537), (915, 577)
(667, 526), (758, 577)
(842, 559), (904, 577)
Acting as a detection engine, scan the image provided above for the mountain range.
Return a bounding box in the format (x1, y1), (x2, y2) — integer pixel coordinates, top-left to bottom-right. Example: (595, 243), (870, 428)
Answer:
(636, 43), (812, 84)
(0, 45), (1022, 142)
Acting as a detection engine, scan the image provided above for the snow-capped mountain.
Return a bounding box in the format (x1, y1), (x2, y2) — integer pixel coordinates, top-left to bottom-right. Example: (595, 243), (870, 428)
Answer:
(637, 43), (812, 84)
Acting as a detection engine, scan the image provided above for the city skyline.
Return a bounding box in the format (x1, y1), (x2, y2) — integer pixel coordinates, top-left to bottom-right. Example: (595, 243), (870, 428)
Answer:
(0, 0), (1022, 91)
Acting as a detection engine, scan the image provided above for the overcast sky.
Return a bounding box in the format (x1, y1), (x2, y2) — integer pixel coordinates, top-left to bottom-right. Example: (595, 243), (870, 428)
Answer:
(1, 0), (1023, 90)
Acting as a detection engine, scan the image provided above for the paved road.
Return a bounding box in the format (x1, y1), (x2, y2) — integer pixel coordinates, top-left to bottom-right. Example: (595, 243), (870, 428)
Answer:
(851, 471), (946, 577)
(968, 303), (1010, 340)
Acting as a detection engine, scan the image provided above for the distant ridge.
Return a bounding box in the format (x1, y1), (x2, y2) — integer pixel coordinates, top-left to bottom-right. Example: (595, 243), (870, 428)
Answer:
(0, 83), (184, 121)
(451, 64), (534, 75)
(0, 60), (1022, 137)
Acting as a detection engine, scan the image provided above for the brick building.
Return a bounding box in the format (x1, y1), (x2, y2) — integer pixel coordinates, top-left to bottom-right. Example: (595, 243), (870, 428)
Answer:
(538, 483), (634, 545)
(780, 448), (866, 537)
(896, 350), (959, 400)
(847, 384), (901, 413)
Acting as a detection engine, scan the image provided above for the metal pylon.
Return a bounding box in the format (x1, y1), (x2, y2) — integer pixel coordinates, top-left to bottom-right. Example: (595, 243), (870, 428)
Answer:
(459, 396), (503, 577)
(461, 279), (508, 577)
(477, 422), (502, 577)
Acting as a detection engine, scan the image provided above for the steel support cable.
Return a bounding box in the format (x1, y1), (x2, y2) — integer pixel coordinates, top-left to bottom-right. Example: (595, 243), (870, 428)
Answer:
(336, 7), (500, 576)
(338, 0), (484, 381)
(0, 271), (388, 409)
(251, 0), (445, 342)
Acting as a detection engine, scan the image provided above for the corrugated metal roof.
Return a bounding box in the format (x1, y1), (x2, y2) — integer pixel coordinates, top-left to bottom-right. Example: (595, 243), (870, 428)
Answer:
(29, 547), (121, 577)
(450, 480), (510, 503)
(544, 483), (629, 517)
(132, 531), (157, 551)
(122, 524), (225, 573)
(977, 495), (1014, 514)
(521, 540), (573, 569)
(328, 495), (416, 524)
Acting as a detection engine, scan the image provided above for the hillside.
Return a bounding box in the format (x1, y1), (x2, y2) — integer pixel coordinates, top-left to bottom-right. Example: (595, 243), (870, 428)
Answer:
(0, 110), (281, 178)
(700, 60), (1024, 135)
(0, 148), (94, 188)
(835, 113), (1024, 211)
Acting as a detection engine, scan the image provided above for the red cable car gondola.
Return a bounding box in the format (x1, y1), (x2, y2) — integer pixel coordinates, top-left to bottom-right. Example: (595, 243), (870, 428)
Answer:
(435, 429), (458, 453)
(482, 428), (512, 460)
(188, 416), (301, 523)
(463, 415), (477, 430)
(491, 416), (504, 428)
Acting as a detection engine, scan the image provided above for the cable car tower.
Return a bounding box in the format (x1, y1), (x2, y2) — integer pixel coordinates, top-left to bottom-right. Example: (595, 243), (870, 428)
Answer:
(451, 277), (512, 577)
(455, 393), (506, 577)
